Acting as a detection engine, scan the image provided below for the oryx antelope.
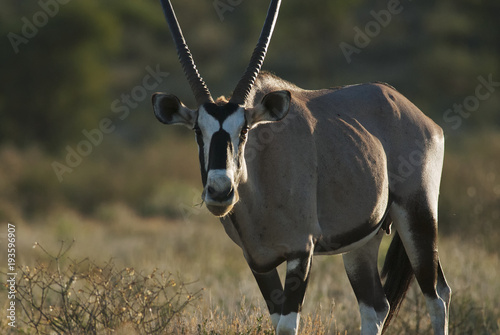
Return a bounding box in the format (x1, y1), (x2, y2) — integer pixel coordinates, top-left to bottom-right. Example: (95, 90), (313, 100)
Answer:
(152, 0), (451, 334)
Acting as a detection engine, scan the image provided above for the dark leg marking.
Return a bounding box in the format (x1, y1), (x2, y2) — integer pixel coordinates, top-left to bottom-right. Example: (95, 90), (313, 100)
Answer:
(282, 254), (312, 316)
(343, 232), (389, 334)
(275, 252), (313, 334)
(392, 192), (451, 335)
(252, 268), (284, 316)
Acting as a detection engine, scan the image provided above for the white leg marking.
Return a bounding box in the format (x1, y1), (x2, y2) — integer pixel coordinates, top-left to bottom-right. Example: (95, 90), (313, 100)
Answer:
(276, 312), (299, 335)
(270, 313), (280, 330)
(286, 259), (301, 272)
(425, 296), (448, 335)
(437, 276), (452, 308)
(286, 256), (312, 277)
(359, 303), (387, 335)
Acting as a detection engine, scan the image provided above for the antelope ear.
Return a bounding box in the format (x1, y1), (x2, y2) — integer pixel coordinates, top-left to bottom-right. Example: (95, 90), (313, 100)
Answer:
(152, 93), (197, 128)
(247, 90), (291, 126)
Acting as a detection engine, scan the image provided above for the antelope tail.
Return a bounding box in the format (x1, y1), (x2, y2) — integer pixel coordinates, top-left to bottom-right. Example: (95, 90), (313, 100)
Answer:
(381, 232), (414, 333)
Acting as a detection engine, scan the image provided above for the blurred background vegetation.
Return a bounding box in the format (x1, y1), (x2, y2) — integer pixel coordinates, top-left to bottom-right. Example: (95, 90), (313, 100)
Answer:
(0, 0), (499, 246)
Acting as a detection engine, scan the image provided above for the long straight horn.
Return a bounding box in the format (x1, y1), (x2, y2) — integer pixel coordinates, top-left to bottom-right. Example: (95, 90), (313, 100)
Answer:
(159, 0), (214, 105)
(230, 0), (282, 105)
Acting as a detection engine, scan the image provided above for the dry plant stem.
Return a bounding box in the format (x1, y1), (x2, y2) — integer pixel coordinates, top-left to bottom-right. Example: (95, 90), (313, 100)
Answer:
(12, 241), (201, 335)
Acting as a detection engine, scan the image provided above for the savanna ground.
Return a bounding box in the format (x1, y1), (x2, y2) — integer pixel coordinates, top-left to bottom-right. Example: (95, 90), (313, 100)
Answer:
(1, 131), (499, 334)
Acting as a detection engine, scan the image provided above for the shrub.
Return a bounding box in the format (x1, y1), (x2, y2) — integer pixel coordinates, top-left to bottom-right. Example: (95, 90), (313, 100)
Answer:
(11, 241), (201, 335)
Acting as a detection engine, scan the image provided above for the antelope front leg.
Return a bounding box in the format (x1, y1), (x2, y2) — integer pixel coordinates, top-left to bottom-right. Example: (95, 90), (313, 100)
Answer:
(277, 253), (313, 335)
(252, 268), (284, 329)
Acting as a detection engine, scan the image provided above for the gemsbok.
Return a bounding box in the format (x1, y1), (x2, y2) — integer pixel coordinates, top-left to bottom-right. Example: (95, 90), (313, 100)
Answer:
(151, 0), (451, 334)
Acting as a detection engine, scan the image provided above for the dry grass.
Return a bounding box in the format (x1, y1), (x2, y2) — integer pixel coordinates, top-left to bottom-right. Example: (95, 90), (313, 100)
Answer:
(9, 240), (200, 335)
(1, 207), (499, 334)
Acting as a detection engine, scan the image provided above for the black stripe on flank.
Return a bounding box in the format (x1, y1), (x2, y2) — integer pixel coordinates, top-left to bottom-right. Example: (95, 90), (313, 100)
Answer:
(315, 221), (381, 253)
(208, 130), (232, 171)
(315, 197), (393, 253)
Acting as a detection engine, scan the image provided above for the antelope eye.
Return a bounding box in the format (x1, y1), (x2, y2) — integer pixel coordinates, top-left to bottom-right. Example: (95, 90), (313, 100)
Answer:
(241, 127), (249, 136)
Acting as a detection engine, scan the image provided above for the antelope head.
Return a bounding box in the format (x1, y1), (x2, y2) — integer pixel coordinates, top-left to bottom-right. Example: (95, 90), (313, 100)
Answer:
(152, 0), (290, 217)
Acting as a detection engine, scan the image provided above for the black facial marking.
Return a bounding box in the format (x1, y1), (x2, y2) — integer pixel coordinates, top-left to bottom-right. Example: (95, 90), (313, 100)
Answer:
(194, 103), (247, 185)
(194, 126), (207, 186)
(237, 120), (249, 169)
(203, 102), (240, 124)
(208, 130), (232, 170)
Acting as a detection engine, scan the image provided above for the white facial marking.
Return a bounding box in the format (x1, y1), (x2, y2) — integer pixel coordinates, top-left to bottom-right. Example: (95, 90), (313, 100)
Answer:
(197, 106), (221, 170)
(207, 168), (234, 181)
(222, 110), (245, 132)
(359, 303), (387, 335)
(206, 169), (234, 190)
(197, 106), (220, 132)
(197, 106), (246, 172)
(276, 312), (299, 335)
(222, 110), (246, 157)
